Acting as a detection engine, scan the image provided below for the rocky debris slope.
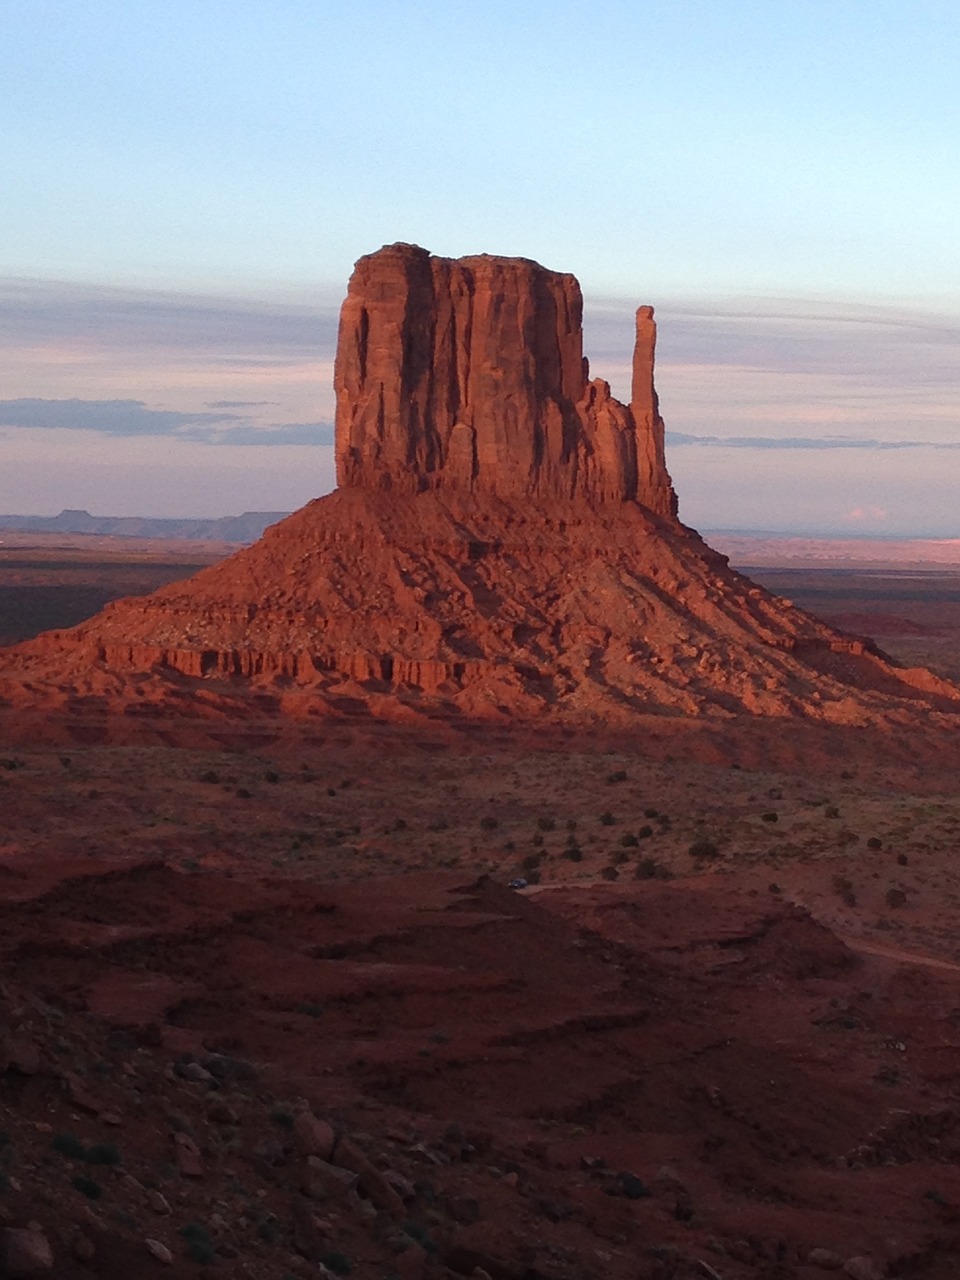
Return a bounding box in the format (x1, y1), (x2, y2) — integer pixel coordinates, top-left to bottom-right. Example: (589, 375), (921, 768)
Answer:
(1, 244), (957, 728)
(0, 855), (959, 1278)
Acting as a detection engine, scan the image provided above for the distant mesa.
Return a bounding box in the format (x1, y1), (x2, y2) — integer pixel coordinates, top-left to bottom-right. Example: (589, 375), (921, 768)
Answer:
(1, 243), (958, 728)
(0, 510), (286, 544)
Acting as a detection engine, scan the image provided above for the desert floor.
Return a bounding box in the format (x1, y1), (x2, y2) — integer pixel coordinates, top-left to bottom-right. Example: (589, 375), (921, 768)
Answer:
(0, 536), (958, 1279)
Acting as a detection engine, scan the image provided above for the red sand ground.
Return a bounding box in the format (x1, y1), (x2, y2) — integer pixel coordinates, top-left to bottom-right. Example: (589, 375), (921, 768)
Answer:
(0, 722), (959, 1279)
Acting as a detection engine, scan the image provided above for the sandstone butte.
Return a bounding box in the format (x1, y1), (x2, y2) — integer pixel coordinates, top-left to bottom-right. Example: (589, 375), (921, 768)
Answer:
(1, 242), (959, 729)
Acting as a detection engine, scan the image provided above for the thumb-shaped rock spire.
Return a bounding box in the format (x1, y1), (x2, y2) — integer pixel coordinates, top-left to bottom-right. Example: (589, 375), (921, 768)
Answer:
(631, 306), (678, 519)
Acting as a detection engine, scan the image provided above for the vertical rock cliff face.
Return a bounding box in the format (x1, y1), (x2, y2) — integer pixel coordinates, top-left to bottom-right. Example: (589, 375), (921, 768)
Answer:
(334, 243), (677, 514)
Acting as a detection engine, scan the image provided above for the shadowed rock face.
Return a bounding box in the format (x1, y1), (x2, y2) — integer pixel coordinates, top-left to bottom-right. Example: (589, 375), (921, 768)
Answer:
(334, 243), (677, 516)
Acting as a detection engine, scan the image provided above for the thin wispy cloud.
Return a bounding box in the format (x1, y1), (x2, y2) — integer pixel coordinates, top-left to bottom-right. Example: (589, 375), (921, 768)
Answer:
(0, 398), (334, 445)
(0, 277), (340, 355)
(204, 399), (279, 409)
(0, 278), (957, 531)
(667, 431), (960, 451)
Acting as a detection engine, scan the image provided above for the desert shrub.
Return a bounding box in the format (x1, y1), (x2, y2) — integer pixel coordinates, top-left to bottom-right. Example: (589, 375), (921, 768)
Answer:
(199, 770), (218, 784)
(761, 812), (778, 823)
(620, 832), (639, 848)
(897, 852), (909, 866)
(401, 1219), (438, 1253)
(616, 1171), (650, 1199)
(52, 1133), (88, 1161)
(84, 1143), (120, 1166)
(257, 1218), (280, 1244)
(824, 804), (840, 819)
(72, 1175), (102, 1200)
(264, 770), (280, 784)
(269, 1107), (294, 1129)
(635, 857), (669, 880)
(562, 846), (583, 862)
(479, 815), (498, 831)
(867, 836), (882, 850)
(181, 1223), (216, 1264)
(689, 836), (720, 860)
(886, 888), (908, 909)
(832, 875), (856, 906)
(643, 807), (658, 819)
(600, 866), (620, 881)
(532, 832), (544, 847)
(320, 1252), (353, 1275)
(599, 811), (616, 826)
(537, 816), (556, 832)
(606, 770), (628, 784)
(522, 853), (542, 870)
(769, 882), (782, 894)
(637, 825), (654, 839)
(236, 787), (252, 799)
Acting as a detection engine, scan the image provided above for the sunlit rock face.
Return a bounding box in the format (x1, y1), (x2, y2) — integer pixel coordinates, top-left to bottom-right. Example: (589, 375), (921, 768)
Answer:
(334, 243), (677, 516)
(2, 243), (958, 731)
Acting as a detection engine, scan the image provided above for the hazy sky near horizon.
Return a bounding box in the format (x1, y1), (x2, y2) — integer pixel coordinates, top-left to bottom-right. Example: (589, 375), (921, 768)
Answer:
(3, 0), (959, 534)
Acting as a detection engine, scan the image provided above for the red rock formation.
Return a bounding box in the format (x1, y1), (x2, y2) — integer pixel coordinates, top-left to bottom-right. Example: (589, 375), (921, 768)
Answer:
(335, 244), (677, 514)
(1, 244), (957, 729)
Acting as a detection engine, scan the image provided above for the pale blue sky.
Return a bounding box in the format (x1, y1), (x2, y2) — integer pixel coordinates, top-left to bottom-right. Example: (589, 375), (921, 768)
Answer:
(2, 0), (959, 532)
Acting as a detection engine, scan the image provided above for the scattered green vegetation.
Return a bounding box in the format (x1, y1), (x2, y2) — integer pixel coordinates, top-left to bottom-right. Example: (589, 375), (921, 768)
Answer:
(635, 856), (670, 880)
(689, 836), (720, 860)
(52, 1134), (120, 1165)
(72, 1174), (102, 1200)
(319, 1252), (352, 1276)
(181, 1222), (216, 1264)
